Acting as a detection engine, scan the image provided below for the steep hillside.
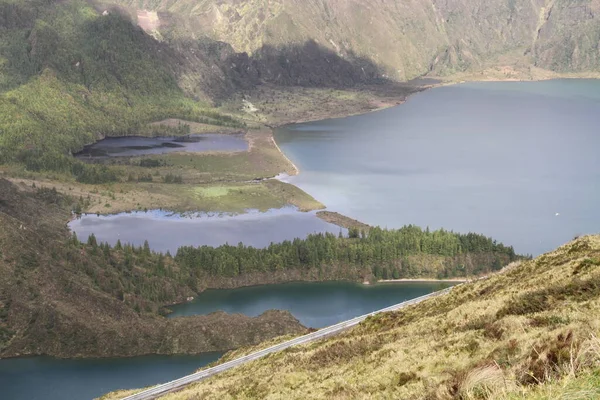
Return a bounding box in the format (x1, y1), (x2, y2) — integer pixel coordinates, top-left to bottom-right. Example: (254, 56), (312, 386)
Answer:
(105, 235), (600, 399)
(0, 179), (305, 358)
(0, 0), (389, 173)
(0, 0), (251, 174)
(105, 0), (600, 80)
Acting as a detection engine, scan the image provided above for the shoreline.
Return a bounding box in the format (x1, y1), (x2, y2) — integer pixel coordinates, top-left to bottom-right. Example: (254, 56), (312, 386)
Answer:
(269, 135), (299, 176)
(262, 82), (432, 189)
(261, 72), (600, 224)
(374, 278), (468, 284)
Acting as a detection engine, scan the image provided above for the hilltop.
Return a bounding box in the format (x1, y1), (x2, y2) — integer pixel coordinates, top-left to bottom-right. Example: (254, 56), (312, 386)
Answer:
(104, 235), (600, 399)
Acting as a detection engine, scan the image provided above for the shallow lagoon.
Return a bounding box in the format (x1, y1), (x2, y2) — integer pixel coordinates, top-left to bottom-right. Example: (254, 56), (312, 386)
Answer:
(68, 207), (345, 253)
(276, 80), (600, 255)
(75, 133), (247, 158)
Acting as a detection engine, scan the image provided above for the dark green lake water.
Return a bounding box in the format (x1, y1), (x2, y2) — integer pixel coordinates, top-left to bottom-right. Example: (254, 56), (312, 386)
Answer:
(275, 80), (600, 255)
(169, 281), (454, 328)
(0, 352), (223, 400)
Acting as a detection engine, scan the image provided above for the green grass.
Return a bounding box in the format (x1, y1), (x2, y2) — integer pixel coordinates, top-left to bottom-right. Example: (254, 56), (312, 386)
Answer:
(193, 186), (234, 198)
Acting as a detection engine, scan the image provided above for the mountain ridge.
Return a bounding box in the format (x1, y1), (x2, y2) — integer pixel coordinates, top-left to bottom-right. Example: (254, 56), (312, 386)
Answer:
(101, 0), (600, 81)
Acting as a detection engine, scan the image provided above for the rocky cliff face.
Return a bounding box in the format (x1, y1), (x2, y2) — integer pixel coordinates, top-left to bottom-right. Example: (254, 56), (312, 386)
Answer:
(103, 0), (600, 81)
(533, 0), (600, 72)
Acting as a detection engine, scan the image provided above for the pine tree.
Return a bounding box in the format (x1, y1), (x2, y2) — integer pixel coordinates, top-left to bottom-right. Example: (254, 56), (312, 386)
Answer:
(87, 233), (98, 247)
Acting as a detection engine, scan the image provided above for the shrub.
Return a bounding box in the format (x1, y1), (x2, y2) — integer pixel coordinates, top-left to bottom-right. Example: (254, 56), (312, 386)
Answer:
(163, 173), (183, 184)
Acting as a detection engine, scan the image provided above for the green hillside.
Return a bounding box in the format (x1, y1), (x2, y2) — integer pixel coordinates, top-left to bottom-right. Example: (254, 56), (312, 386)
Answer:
(2, 0), (598, 178)
(0, 178), (305, 358)
(0, 0), (243, 177)
(105, 235), (600, 399)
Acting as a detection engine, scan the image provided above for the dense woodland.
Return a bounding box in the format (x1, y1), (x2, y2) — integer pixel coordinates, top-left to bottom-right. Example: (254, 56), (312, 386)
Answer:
(67, 223), (519, 309)
(72, 224), (518, 313)
(174, 226), (518, 282)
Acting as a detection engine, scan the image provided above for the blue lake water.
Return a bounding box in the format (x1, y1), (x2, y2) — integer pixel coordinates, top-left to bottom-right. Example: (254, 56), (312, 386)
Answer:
(168, 281), (455, 328)
(275, 80), (600, 255)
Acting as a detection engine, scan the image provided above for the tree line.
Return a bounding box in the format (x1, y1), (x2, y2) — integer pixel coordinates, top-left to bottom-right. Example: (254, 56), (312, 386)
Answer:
(72, 224), (519, 311)
(174, 225), (518, 281)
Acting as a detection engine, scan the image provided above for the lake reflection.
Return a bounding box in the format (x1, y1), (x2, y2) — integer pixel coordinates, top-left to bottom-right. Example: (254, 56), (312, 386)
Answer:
(275, 80), (600, 255)
(68, 208), (345, 253)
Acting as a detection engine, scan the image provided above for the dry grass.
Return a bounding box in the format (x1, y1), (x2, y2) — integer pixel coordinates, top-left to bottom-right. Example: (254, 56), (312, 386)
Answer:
(99, 235), (600, 400)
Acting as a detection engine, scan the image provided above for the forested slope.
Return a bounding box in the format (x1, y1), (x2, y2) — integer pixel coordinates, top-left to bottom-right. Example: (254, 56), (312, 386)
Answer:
(0, 179), (305, 358)
(176, 226), (518, 287)
(0, 178), (520, 357)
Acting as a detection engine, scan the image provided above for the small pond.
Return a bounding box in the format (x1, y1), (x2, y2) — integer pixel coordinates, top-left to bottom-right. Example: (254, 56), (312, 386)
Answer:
(75, 133), (247, 158)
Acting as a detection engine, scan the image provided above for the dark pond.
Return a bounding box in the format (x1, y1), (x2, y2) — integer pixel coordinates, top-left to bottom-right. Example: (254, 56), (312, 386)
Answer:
(75, 133), (247, 158)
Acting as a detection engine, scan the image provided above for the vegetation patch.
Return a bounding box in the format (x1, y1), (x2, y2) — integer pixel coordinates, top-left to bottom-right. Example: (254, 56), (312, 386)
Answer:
(308, 337), (383, 368)
(519, 331), (579, 385)
(176, 226), (518, 280)
(498, 275), (600, 317)
(193, 186), (234, 198)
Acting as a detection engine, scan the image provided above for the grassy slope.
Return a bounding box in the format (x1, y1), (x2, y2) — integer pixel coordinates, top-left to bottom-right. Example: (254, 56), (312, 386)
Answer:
(103, 235), (600, 399)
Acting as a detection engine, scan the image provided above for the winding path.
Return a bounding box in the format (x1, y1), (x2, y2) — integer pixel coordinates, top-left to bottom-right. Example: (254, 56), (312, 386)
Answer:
(121, 286), (454, 400)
